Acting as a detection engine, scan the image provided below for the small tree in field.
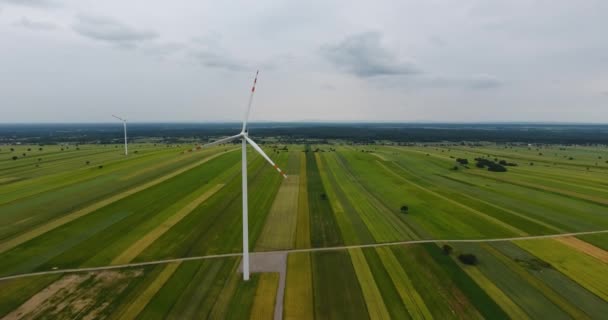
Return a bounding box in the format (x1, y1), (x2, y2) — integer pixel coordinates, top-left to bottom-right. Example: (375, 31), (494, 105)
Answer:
(320, 193), (327, 200)
(12, 156), (18, 160)
(400, 205), (409, 214)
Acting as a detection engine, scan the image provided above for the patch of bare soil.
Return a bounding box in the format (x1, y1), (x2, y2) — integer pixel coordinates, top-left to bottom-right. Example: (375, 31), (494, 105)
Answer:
(2, 269), (143, 320)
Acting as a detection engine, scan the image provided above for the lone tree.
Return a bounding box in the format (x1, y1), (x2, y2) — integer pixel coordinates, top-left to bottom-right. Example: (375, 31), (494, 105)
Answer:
(458, 253), (478, 265)
(400, 205), (409, 214)
(12, 156), (18, 160)
(442, 244), (453, 255)
(320, 193), (327, 200)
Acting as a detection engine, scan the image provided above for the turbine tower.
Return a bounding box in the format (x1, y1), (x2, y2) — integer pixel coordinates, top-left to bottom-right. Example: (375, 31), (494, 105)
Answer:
(202, 71), (287, 281)
(112, 115), (128, 156)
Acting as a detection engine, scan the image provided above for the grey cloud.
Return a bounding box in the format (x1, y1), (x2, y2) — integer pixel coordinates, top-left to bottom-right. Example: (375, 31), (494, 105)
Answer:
(0, 0), (59, 8)
(320, 83), (336, 90)
(467, 74), (502, 89)
(193, 51), (248, 71)
(143, 42), (186, 57)
(73, 15), (158, 46)
(190, 36), (250, 71)
(14, 17), (57, 30)
(421, 74), (502, 90)
(321, 32), (419, 77)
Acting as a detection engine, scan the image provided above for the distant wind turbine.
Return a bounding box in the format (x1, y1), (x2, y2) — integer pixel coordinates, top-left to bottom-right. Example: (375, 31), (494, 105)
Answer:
(112, 115), (128, 156)
(202, 71), (287, 281)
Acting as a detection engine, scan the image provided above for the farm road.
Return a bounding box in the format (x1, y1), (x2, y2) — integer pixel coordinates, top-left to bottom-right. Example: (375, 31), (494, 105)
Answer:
(1, 229), (607, 282)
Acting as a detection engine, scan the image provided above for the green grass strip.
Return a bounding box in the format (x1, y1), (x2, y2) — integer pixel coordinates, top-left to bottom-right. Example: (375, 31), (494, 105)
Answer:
(423, 243), (509, 319)
(482, 243), (589, 319)
(295, 153), (311, 248)
(121, 262), (181, 319)
(455, 257), (530, 320)
(349, 248), (391, 320)
(375, 247), (432, 319)
(517, 239), (608, 301)
(284, 252), (314, 320)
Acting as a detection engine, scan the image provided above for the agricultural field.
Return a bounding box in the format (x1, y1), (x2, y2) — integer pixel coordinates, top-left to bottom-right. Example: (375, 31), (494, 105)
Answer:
(0, 142), (607, 319)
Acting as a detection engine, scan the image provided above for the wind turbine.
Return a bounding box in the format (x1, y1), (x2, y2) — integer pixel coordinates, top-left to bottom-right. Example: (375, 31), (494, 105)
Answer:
(202, 71), (287, 281)
(112, 115), (128, 156)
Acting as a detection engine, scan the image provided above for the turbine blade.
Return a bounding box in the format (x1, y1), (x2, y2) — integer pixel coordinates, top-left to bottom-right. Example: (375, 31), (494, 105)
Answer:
(112, 114), (126, 121)
(202, 134), (242, 148)
(245, 136), (287, 178)
(241, 70), (259, 133)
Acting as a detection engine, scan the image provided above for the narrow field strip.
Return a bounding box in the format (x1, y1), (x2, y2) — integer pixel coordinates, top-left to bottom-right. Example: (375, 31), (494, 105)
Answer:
(119, 262), (181, 319)
(283, 252), (313, 320)
(458, 262), (530, 320)
(452, 183), (564, 233)
(256, 176), (300, 251)
(375, 247), (432, 319)
(295, 153), (310, 248)
(2, 230), (607, 282)
(517, 239), (608, 301)
(469, 170), (608, 206)
(249, 273), (280, 320)
(481, 243), (589, 319)
(118, 149), (208, 181)
(349, 248), (391, 320)
(112, 184), (225, 265)
(0, 149), (235, 254)
(555, 236), (608, 264)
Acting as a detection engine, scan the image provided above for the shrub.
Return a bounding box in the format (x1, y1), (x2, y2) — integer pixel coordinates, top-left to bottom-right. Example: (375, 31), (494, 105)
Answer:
(12, 156), (18, 160)
(442, 245), (453, 255)
(475, 158), (507, 172)
(320, 193), (327, 200)
(456, 158), (468, 165)
(458, 253), (478, 265)
(400, 205), (409, 213)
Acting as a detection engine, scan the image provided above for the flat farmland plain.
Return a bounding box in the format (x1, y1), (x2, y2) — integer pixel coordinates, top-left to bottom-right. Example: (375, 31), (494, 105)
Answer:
(0, 143), (607, 319)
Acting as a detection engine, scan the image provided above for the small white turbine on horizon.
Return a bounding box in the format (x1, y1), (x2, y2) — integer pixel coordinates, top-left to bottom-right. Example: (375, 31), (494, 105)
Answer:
(202, 71), (287, 281)
(112, 115), (128, 156)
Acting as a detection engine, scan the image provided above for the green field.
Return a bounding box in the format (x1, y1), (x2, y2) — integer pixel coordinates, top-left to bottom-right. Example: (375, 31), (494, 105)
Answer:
(1, 143), (607, 318)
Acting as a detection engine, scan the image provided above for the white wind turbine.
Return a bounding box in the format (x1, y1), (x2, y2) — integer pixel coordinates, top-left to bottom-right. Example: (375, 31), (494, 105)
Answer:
(112, 115), (128, 156)
(202, 71), (287, 281)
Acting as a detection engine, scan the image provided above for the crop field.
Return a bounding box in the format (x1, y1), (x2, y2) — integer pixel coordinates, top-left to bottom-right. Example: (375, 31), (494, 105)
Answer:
(0, 142), (607, 319)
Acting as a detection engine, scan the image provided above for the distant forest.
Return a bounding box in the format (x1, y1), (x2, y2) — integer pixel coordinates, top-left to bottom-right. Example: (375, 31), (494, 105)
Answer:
(1, 123), (607, 145)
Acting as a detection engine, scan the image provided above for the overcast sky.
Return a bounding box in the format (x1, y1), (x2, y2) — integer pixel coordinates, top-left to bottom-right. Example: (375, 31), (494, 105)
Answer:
(1, 0), (607, 123)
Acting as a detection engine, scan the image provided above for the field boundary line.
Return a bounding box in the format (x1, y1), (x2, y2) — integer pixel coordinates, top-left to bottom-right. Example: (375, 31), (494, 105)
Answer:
(1, 229), (607, 281)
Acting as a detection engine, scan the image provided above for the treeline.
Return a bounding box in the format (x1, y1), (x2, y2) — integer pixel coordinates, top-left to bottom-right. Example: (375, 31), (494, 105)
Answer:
(1, 123), (608, 144)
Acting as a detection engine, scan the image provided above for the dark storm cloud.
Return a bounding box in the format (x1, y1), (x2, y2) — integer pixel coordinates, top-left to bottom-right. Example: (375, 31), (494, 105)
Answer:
(14, 17), (56, 30)
(0, 0), (59, 8)
(321, 32), (419, 77)
(72, 15), (158, 46)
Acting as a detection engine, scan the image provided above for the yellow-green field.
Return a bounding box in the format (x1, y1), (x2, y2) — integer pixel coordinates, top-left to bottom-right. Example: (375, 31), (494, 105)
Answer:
(1, 143), (607, 319)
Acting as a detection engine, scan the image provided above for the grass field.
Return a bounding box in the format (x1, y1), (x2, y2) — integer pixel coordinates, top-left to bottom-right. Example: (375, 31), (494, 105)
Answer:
(1, 143), (607, 318)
